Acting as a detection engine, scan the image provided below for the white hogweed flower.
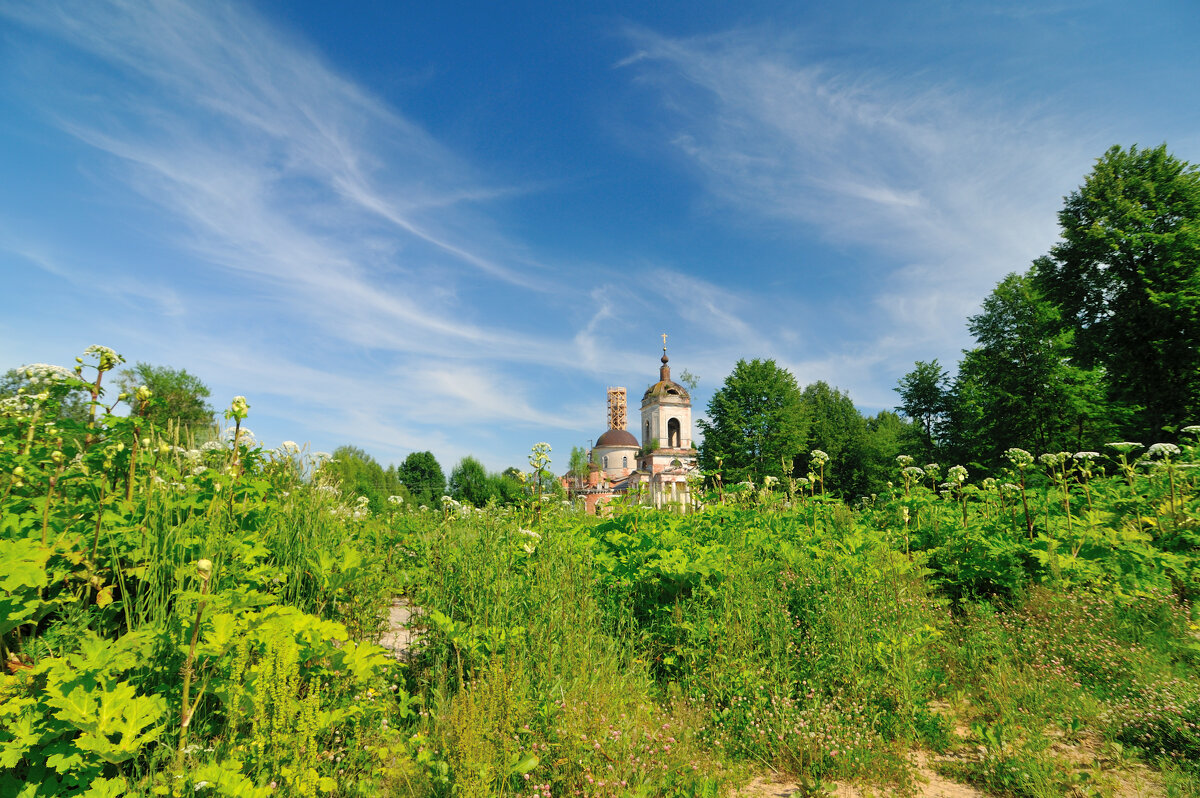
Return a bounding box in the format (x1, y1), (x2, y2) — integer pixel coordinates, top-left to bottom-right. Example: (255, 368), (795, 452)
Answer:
(83, 345), (124, 372)
(1004, 448), (1034, 469)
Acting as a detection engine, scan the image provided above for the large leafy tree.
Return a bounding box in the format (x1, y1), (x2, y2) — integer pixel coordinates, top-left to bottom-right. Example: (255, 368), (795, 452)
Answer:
(325, 445), (406, 513)
(860, 410), (924, 494)
(953, 272), (1112, 464)
(799, 381), (868, 497)
(1034, 144), (1200, 436)
(398, 451), (446, 507)
(117, 362), (214, 432)
(895, 360), (950, 460)
(698, 358), (808, 482)
(449, 456), (493, 507)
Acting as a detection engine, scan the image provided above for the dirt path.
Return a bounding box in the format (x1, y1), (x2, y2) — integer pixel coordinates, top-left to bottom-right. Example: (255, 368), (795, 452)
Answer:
(733, 751), (985, 798)
(378, 596), (421, 660)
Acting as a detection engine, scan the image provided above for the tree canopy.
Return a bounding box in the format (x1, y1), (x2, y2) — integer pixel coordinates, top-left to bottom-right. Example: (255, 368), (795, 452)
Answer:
(117, 362), (214, 432)
(896, 143), (1200, 466)
(698, 358), (808, 483)
(324, 445), (407, 513)
(895, 360), (949, 461)
(1034, 143), (1200, 436)
(398, 451), (446, 507)
(449, 456), (491, 507)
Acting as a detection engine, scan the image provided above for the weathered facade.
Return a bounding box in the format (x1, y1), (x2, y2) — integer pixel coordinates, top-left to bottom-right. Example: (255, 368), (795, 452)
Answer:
(567, 341), (698, 514)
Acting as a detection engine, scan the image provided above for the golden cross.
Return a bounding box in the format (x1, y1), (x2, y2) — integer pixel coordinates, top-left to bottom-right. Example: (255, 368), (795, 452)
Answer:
(661, 332), (668, 349)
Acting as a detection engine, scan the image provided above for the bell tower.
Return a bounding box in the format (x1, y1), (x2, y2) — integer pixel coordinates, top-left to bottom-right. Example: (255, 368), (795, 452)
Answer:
(639, 335), (694, 473)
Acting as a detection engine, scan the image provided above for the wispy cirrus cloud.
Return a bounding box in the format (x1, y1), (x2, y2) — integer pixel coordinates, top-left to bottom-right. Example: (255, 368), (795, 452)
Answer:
(619, 25), (1098, 392)
(0, 0), (605, 463)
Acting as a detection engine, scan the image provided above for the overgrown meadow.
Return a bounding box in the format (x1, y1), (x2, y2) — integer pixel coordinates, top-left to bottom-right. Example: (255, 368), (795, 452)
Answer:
(3, 349), (1199, 797)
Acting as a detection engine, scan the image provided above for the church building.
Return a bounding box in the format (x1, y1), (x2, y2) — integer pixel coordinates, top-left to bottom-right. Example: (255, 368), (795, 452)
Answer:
(569, 339), (698, 513)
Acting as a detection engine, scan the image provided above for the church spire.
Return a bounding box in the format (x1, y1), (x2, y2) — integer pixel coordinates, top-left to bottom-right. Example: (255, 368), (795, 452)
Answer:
(659, 333), (670, 381)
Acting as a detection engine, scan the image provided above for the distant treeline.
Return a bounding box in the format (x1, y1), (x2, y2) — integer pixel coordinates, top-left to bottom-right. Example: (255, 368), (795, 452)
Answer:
(897, 144), (1200, 471)
(700, 144), (1200, 497)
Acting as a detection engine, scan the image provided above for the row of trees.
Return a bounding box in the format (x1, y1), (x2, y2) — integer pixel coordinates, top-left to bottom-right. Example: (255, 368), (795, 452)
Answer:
(324, 448), (534, 511)
(897, 144), (1200, 469)
(698, 358), (923, 497)
(4, 357), (538, 510)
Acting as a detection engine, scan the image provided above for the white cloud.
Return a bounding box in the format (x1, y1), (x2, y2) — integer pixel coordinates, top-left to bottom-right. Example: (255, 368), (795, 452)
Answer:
(621, 25), (1093, 388)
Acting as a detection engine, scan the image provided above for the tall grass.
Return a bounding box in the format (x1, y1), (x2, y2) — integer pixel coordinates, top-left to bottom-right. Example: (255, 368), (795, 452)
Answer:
(3, 354), (1199, 796)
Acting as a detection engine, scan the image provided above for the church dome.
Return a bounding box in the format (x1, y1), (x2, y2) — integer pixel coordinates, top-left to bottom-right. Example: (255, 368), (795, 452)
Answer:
(642, 380), (689, 402)
(595, 428), (639, 447)
(642, 346), (689, 402)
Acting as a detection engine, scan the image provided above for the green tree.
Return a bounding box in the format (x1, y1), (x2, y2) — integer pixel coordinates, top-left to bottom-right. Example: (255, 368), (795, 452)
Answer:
(398, 451), (445, 507)
(490, 469), (526, 505)
(449, 456), (493, 507)
(952, 272), (1112, 465)
(117, 362), (214, 432)
(325, 445), (397, 513)
(1034, 143), (1200, 437)
(799, 381), (869, 497)
(698, 359), (809, 483)
(860, 410), (924, 494)
(895, 360), (950, 460)
(566, 446), (590, 487)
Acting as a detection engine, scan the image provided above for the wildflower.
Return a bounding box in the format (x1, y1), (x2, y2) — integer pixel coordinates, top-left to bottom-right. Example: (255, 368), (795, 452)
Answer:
(528, 442), (552, 471)
(223, 427), (256, 446)
(356, 495), (369, 506)
(518, 529), (541, 539)
(810, 449), (829, 466)
(902, 466), (925, 479)
(387, 495), (404, 505)
(1106, 441), (1144, 453)
(895, 454), (914, 467)
(196, 559), (213, 580)
(1147, 443), (1180, 457)
(947, 465), (968, 484)
(1073, 451), (1100, 460)
(1005, 448), (1034, 469)
(20, 363), (75, 384)
(83, 345), (124, 372)
(280, 440), (299, 453)
(1181, 425), (1200, 435)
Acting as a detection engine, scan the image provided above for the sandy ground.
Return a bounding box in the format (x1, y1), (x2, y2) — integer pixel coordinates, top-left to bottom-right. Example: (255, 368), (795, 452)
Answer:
(378, 597), (421, 660)
(733, 750), (985, 798)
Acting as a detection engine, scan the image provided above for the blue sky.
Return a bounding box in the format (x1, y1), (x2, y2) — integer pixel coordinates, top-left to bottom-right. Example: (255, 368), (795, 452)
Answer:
(2, 1), (1198, 474)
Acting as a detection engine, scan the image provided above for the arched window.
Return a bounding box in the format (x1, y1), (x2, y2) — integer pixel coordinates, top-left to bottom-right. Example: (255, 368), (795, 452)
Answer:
(622, 456), (628, 468)
(644, 420), (650, 443)
(668, 417), (681, 448)
(602, 455), (608, 469)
